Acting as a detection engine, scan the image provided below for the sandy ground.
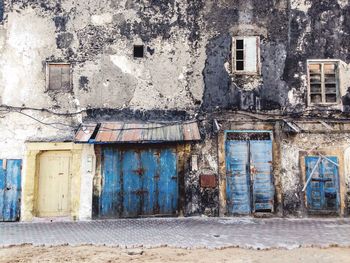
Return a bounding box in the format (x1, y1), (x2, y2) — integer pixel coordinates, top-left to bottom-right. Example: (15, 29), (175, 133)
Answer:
(0, 246), (350, 263)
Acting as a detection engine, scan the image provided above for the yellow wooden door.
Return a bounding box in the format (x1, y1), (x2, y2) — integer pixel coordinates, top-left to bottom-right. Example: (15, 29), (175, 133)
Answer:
(37, 151), (71, 217)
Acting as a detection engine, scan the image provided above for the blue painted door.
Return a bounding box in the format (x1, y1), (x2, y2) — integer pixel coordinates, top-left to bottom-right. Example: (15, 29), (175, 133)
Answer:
(305, 156), (339, 211)
(0, 160), (22, 222)
(250, 140), (274, 212)
(226, 140), (251, 214)
(100, 146), (178, 218)
(225, 134), (274, 215)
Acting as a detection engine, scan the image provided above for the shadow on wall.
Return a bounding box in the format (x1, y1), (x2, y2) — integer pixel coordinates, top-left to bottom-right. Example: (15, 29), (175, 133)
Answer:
(202, 34), (240, 112)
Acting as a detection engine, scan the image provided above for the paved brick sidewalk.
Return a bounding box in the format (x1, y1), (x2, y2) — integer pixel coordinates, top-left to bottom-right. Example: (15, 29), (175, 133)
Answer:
(1, 217), (350, 249)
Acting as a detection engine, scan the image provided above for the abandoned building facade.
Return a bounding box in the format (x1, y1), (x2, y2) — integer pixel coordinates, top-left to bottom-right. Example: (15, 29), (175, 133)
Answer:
(1, 0), (350, 222)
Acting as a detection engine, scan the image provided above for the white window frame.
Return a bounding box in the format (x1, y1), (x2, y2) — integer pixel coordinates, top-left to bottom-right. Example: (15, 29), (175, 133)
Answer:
(232, 36), (261, 75)
(307, 59), (340, 106)
(46, 62), (72, 92)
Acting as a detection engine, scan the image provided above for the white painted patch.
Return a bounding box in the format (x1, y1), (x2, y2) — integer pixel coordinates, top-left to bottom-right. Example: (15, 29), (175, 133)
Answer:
(288, 88), (298, 105)
(91, 13), (113, 26)
(338, 0), (349, 8)
(206, 154), (218, 172)
(110, 55), (143, 78)
(79, 145), (96, 221)
(291, 0), (311, 12)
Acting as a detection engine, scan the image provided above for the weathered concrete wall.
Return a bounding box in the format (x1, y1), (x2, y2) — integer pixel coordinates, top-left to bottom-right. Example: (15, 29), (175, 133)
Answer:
(201, 0), (350, 113)
(2, 0), (350, 153)
(2, 0), (350, 218)
(0, 0), (205, 159)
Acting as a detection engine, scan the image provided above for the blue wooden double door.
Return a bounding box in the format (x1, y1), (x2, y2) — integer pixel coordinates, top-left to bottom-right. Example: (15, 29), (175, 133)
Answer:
(100, 146), (178, 218)
(0, 160), (22, 222)
(305, 156), (340, 212)
(225, 133), (274, 215)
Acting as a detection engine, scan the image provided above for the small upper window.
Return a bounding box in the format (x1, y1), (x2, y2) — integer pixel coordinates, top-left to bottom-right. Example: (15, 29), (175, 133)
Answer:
(232, 36), (260, 74)
(133, 45), (144, 58)
(308, 61), (339, 104)
(47, 63), (71, 91)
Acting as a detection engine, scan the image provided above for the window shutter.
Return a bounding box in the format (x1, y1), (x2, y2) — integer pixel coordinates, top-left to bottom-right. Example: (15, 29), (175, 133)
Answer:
(48, 64), (71, 91)
(61, 65), (71, 91)
(244, 36), (258, 73)
(49, 65), (63, 91)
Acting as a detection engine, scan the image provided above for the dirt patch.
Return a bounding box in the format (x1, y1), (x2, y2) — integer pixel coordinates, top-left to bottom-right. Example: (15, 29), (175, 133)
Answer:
(0, 246), (350, 263)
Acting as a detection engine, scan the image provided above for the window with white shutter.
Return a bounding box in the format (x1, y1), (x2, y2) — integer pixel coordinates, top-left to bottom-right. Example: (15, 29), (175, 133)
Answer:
(232, 36), (260, 74)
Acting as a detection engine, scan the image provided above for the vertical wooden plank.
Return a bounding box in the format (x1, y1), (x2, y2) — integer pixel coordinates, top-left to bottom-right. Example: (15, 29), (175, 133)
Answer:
(158, 148), (178, 215)
(0, 159), (5, 221)
(122, 150), (142, 217)
(305, 156), (322, 210)
(226, 140), (251, 215)
(61, 65), (71, 91)
(321, 63), (325, 103)
(322, 157), (339, 211)
(140, 149), (157, 215)
(218, 132), (226, 217)
(3, 160), (22, 221)
(49, 66), (62, 91)
(250, 140), (274, 212)
(100, 147), (121, 218)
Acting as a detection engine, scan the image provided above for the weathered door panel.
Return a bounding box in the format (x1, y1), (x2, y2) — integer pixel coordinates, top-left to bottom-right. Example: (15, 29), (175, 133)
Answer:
(305, 156), (339, 211)
(0, 160), (22, 222)
(225, 140), (251, 215)
(122, 150), (142, 217)
(0, 162), (5, 221)
(100, 148), (121, 217)
(37, 152), (71, 217)
(158, 149), (178, 215)
(250, 140), (274, 212)
(140, 149), (157, 215)
(322, 157), (339, 210)
(100, 146), (178, 218)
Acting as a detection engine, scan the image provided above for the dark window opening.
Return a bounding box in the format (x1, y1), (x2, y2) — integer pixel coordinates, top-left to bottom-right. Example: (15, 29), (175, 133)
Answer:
(226, 132), (271, 141)
(133, 45), (144, 58)
(236, 39), (244, 50)
(235, 39), (244, 71)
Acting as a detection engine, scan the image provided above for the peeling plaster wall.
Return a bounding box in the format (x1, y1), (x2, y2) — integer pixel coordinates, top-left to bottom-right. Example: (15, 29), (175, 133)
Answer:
(2, 0), (350, 218)
(201, 0), (350, 113)
(0, 0), (205, 159)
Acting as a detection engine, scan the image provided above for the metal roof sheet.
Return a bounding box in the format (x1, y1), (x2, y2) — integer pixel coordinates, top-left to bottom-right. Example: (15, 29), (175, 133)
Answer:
(75, 121), (201, 143)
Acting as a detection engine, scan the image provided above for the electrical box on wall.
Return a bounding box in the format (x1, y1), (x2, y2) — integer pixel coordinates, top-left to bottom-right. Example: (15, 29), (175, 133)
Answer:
(200, 174), (217, 188)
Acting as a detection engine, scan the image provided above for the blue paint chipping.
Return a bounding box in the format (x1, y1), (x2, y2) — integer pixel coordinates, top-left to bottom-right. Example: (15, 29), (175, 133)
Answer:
(0, 0), (3, 22)
(0, 159), (22, 222)
(250, 140), (274, 212)
(305, 156), (340, 211)
(225, 132), (274, 215)
(225, 140), (251, 215)
(100, 146), (178, 218)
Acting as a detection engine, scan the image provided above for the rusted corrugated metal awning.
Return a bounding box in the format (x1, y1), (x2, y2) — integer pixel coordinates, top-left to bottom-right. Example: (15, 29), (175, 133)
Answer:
(75, 121), (201, 143)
